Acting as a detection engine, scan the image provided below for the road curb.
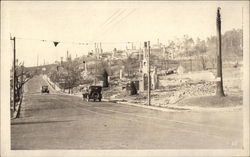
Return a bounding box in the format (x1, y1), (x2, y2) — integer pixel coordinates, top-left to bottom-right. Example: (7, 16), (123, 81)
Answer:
(115, 101), (190, 112)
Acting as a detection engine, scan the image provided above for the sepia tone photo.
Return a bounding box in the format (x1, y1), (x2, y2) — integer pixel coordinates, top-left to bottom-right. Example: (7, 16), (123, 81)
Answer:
(1, 1), (249, 157)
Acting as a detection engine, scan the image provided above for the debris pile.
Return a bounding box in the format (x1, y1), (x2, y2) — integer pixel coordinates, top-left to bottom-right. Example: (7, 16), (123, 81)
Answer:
(151, 80), (216, 107)
(103, 75), (216, 108)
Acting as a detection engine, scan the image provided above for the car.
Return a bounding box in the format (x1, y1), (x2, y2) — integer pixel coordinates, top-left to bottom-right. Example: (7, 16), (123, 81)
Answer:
(41, 85), (49, 93)
(82, 86), (102, 102)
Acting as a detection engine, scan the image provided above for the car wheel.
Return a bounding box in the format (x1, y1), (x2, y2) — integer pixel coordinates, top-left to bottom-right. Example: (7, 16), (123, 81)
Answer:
(93, 93), (99, 101)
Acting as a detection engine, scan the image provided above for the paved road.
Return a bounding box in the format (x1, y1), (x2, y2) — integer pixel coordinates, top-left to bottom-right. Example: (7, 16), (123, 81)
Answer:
(11, 75), (243, 149)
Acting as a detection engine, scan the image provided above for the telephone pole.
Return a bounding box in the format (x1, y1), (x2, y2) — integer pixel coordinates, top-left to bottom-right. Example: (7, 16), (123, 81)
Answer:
(147, 41), (151, 106)
(11, 36), (16, 111)
(241, 7), (243, 53)
(94, 43), (97, 85)
(216, 7), (225, 97)
(139, 43), (142, 72)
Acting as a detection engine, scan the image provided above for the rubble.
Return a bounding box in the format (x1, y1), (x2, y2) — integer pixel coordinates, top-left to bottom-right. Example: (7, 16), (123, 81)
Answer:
(103, 75), (217, 108)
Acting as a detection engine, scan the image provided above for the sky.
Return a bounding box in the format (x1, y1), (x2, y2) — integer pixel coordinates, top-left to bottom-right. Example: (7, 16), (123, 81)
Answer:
(1, 1), (249, 67)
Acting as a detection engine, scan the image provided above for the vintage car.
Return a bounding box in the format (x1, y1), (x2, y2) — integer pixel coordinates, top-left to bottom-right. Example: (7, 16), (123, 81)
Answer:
(41, 85), (50, 93)
(82, 86), (102, 102)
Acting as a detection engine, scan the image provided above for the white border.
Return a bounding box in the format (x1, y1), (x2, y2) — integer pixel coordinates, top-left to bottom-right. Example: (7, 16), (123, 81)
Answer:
(1, 1), (249, 157)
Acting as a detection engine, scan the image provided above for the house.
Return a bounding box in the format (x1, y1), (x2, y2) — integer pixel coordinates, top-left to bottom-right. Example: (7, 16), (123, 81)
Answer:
(113, 49), (127, 59)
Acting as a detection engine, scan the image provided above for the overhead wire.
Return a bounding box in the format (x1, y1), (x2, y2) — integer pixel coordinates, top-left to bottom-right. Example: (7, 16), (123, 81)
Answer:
(91, 9), (126, 42)
(106, 9), (137, 33)
(14, 8), (140, 48)
(98, 9), (137, 41)
(14, 36), (142, 46)
(102, 9), (127, 30)
(99, 9), (122, 29)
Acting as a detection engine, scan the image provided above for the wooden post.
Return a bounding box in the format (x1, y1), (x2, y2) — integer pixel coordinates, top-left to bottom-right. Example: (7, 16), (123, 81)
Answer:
(139, 44), (141, 72)
(216, 7), (225, 97)
(21, 62), (24, 93)
(11, 37), (16, 111)
(147, 41), (151, 106)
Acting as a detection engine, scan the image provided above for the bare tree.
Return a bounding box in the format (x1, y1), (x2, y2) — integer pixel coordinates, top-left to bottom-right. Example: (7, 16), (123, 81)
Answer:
(11, 63), (33, 118)
(62, 60), (82, 94)
(199, 55), (208, 70)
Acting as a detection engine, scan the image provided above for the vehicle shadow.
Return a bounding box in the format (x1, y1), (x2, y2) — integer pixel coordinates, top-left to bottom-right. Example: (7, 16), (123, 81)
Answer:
(11, 120), (74, 125)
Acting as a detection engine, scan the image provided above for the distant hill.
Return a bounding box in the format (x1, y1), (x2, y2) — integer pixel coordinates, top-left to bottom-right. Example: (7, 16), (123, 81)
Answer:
(26, 64), (57, 75)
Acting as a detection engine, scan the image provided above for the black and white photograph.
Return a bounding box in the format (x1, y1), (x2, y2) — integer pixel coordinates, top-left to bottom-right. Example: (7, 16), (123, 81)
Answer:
(1, 1), (249, 157)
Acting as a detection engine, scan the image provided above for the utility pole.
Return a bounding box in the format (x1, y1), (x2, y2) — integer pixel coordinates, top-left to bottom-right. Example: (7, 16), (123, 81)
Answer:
(67, 50), (69, 61)
(139, 43), (142, 72)
(94, 43), (97, 85)
(242, 7), (243, 53)
(147, 41), (151, 106)
(100, 42), (103, 54)
(60, 57), (63, 65)
(20, 63), (24, 115)
(216, 7), (225, 97)
(11, 36), (16, 111)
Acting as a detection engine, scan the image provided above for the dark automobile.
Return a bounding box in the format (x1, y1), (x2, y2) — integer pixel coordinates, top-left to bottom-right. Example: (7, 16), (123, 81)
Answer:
(82, 86), (102, 102)
(41, 85), (49, 93)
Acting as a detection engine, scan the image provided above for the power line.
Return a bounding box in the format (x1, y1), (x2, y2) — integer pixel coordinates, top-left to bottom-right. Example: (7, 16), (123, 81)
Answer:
(98, 9), (137, 41)
(108, 9), (136, 31)
(99, 9), (122, 29)
(102, 9), (127, 30)
(14, 36), (142, 46)
(91, 9), (127, 42)
(100, 10), (129, 35)
(15, 37), (90, 45)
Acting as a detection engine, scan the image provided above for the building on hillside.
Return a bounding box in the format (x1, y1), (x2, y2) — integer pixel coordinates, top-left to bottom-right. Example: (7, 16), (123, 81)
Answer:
(128, 49), (143, 60)
(112, 48), (127, 60)
(87, 51), (94, 57)
(100, 52), (113, 61)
